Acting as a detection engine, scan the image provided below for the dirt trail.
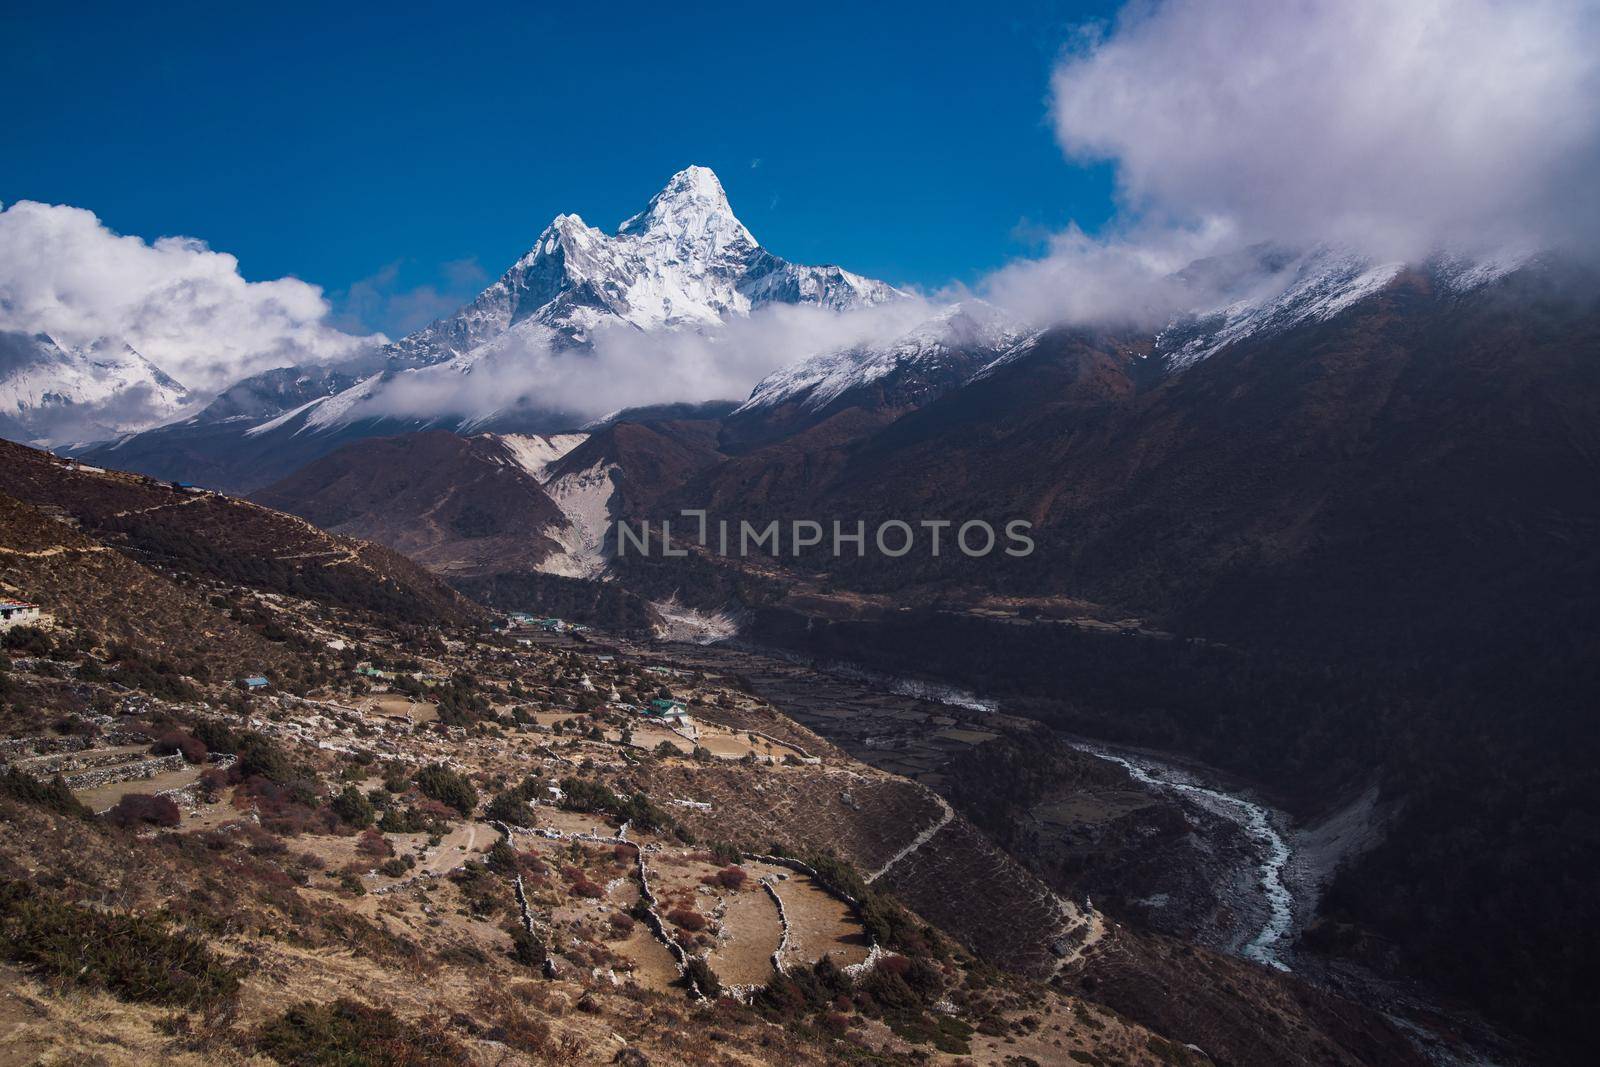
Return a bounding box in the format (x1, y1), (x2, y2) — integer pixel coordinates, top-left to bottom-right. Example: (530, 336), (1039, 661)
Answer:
(0, 544), (113, 558)
(108, 494), (207, 519)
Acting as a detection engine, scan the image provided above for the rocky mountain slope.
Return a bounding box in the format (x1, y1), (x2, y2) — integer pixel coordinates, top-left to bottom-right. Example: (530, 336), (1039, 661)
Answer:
(0, 438), (483, 627)
(240, 247), (1598, 1061)
(721, 300), (1035, 451)
(0, 441), (1433, 1065)
(250, 431), (577, 578)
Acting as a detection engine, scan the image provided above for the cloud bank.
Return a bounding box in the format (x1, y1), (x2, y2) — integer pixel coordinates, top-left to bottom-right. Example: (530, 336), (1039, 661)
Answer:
(0, 200), (380, 394)
(984, 0), (1600, 327)
(353, 297), (940, 425)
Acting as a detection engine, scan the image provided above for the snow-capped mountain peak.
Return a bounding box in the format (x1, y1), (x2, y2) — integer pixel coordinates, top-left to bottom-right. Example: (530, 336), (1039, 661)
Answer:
(0, 330), (192, 445)
(617, 164), (754, 251)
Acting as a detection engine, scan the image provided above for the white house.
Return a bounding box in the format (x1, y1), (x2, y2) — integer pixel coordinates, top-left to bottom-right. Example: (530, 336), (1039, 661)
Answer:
(0, 601), (42, 630)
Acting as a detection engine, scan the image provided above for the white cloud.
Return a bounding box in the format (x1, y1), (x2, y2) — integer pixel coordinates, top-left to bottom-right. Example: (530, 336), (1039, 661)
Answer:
(0, 200), (380, 393)
(1047, 0), (1600, 262)
(346, 297), (939, 425)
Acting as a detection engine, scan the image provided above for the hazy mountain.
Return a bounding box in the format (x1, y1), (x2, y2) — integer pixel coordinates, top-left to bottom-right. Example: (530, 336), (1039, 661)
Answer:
(0, 330), (192, 445)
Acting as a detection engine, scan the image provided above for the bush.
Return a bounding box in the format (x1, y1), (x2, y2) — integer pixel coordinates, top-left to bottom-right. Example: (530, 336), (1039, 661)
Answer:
(487, 839), (518, 873)
(378, 857), (413, 878)
(107, 793), (181, 828)
(151, 731), (207, 764)
(189, 718), (239, 757)
(483, 778), (542, 827)
(714, 866), (747, 891)
(379, 806), (427, 834)
(0, 768), (92, 819)
(510, 926), (546, 968)
(355, 828), (393, 859)
(1, 625), (52, 656)
(233, 732), (296, 784)
(708, 841), (743, 866)
(331, 785), (376, 828)
(413, 764), (477, 817)
(0, 880), (240, 1008)
(683, 956), (721, 998)
(558, 776), (673, 833)
(256, 998), (465, 1066)
(666, 907), (706, 932)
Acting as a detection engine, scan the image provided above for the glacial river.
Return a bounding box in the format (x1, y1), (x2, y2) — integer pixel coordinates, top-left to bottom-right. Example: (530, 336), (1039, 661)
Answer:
(1067, 743), (1296, 971)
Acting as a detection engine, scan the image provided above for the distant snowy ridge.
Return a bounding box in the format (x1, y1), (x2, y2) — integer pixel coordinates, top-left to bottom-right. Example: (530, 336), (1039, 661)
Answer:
(389, 162), (904, 355)
(0, 330), (192, 444)
(739, 245), (1540, 417)
(738, 299), (1037, 414)
(1154, 245), (1536, 371)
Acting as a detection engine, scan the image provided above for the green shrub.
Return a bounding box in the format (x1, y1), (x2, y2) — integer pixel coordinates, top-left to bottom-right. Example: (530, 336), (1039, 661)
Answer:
(557, 777), (672, 833)
(255, 998), (465, 1066)
(235, 732), (296, 784)
(510, 926), (546, 968)
(683, 956), (721, 998)
(0, 880), (240, 1008)
(412, 764), (477, 817)
(1, 625), (52, 656)
(378, 807), (427, 834)
(487, 839), (518, 873)
(483, 776), (543, 827)
(378, 857), (413, 878)
(331, 785), (376, 828)
(0, 768), (92, 819)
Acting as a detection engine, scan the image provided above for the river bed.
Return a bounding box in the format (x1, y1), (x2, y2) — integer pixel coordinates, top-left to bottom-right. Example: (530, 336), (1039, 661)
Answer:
(1066, 741), (1297, 970)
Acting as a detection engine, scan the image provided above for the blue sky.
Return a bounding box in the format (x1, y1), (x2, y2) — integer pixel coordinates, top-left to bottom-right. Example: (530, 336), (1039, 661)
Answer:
(4, 0), (1121, 336)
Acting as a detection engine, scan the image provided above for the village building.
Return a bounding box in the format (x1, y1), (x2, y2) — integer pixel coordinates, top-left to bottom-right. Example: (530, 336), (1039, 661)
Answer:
(642, 698), (691, 724)
(0, 601), (44, 630)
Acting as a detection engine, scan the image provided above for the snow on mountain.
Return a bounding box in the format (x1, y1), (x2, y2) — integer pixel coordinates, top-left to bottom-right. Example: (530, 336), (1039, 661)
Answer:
(738, 299), (1035, 414)
(174, 364), (371, 427)
(1154, 247), (1405, 371)
(0, 330), (192, 444)
(1153, 245), (1536, 373)
(740, 244), (1544, 424)
(385, 165), (900, 365)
